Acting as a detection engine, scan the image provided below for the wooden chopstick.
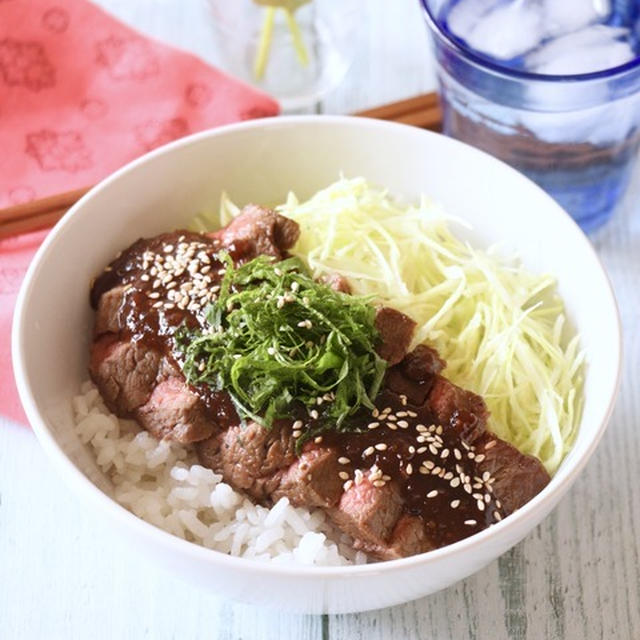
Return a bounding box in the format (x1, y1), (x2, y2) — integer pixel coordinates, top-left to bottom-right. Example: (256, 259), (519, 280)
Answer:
(0, 92), (442, 240)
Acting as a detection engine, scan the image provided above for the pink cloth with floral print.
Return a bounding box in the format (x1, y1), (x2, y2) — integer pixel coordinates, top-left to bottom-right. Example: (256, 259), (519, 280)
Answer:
(0, 0), (279, 424)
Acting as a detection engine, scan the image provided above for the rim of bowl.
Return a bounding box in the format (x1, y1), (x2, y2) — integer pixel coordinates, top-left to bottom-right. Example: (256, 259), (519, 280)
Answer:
(420, 0), (640, 83)
(12, 115), (623, 578)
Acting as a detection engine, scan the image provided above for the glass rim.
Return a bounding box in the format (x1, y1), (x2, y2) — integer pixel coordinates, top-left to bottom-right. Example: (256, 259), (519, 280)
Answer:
(420, 0), (640, 83)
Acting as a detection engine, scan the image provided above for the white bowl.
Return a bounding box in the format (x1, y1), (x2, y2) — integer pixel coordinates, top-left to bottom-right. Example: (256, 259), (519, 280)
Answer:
(12, 116), (621, 614)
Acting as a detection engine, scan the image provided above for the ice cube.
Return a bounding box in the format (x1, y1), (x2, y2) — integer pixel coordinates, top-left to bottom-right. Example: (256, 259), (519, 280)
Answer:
(542, 0), (611, 38)
(449, 0), (546, 60)
(446, 0), (501, 41)
(525, 24), (634, 74)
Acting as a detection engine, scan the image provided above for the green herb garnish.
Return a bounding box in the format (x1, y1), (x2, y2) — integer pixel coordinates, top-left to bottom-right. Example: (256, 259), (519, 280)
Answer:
(175, 252), (387, 438)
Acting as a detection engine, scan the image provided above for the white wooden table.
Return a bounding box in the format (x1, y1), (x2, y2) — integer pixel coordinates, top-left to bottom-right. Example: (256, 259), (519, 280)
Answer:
(1, 2), (639, 638)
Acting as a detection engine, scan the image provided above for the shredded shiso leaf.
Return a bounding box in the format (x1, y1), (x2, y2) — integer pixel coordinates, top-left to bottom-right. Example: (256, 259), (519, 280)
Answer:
(191, 177), (584, 475)
(175, 252), (386, 439)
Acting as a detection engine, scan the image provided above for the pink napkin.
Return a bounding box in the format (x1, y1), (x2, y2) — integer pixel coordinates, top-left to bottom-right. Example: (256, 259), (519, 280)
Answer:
(0, 0), (279, 424)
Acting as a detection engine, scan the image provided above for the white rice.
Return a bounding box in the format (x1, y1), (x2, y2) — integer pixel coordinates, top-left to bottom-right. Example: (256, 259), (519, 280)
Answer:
(72, 381), (367, 566)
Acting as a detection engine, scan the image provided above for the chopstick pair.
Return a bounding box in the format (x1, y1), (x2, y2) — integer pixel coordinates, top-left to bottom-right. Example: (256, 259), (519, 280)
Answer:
(0, 186), (91, 241)
(0, 92), (442, 240)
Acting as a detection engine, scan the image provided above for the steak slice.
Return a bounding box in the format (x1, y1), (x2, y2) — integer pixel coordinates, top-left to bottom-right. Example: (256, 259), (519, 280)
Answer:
(374, 307), (417, 365)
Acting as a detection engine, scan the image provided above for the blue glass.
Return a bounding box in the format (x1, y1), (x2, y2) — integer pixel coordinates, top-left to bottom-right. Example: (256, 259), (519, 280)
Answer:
(421, 0), (640, 232)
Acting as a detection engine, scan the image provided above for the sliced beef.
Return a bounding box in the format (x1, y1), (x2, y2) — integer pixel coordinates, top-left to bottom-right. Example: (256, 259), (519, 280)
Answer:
(374, 307), (417, 365)
(475, 434), (550, 515)
(211, 204), (300, 261)
(329, 473), (404, 554)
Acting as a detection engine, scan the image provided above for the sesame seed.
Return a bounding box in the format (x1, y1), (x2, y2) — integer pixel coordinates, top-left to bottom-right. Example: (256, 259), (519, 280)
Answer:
(485, 440), (497, 450)
(292, 430), (301, 438)
(408, 446), (416, 454)
(274, 268), (283, 276)
(429, 444), (438, 456)
(416, 424), (427, 432)
(424, 460), (435, 470)
(477, 500), (485, 511)
(464, 483), (472, 494)
(454, 449), (462, 460)
(382, 474), (391, 482)
(267, 347), (276, 356)
(382, 407), (392, 414)
(148, 292), (160, 299)
(374, 443), (387, 451)
(338, 457), (350, 464)
(355, 469), (364, 484)
(387, 415), (397, 422)
(387, 423), (398, 431)
(338, 471), (350, 480)
(140, 274), (150, 282)
(417, 446), (427, 454)
(451, 500), (460, 509)
(496, 500), (502, 509)
(363, 446), (375, 457)
(440, 448), (450, 459)
(482, 471), (491, 482)
(494, 511), (502, 521)
(475, 454), (486, 463)
(407, 410), (418, 418)
(291, 281), (299, 292)
(406, 463), (413, 475)
(416, 435), (427, 443)
(464, 520), (477, 526)
(314, 436), (323, 443)
(343, 480), (353, 491)
(427, 490), (438, 499)
(419, 467), (429, 475)
(396, 411), (408, 418)
(397, 420), (408, 428)
(431, 466), (442, 475)
(367, 422), (380, 430)
(468, 451), (475, 460)
(152, 301), (163, 309)
(399, 394), (408, 406)
(436, 425), (443, 435)
(293, 420), (303, 430)
(372, 408), (380, 418)
(310, 410), (319, 419)
(444, 472), (453, 481)
(373, 480), (386, 488)
(163, 244), (174, 253)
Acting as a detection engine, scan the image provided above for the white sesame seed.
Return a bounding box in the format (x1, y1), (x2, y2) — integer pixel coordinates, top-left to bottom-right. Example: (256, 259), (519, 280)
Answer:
(396, 411), (407, 418)
(464, 483), (472, 494)
(363, 446), (375, 457)
(468, 451), (475, 460)
(274, 268), (283, 276)
(355, 469), (364, 484)
(416, 424), (427, 432)
(291, 281), (299, 292)
(429, 444), (438, 456)
(163, 244), (174, 253)
(485, 440), (497, 450)
(475, 454), (486, 463)
(419, 467), (429, 475)
(406, 463), (413, 475)
(407, 411), (418, 418)
(367, 422), (380, 430)
(440, 448), (450, 459)
(444, 472), (453, 480)
(399, 394), (408, 406)
(397, 420), (409, 428)
(373, 480), (386, 488)
(416, 436), (427, 443)
(408, 446), (416, 454)
(387, 423), (398, 431)
(140, 274), (150, 282)
(427, 490), (438, 499)
(309, 410), (319, 420)
(464, 520), (477, 526)
(374, 443), (387, 451)
(338, 457), (350, 465)
(436, 425), (443, 435)
(148, 292), (160, 299)
(314, 436), (323, 443)
(267, 347), (276, 356)
(494, 511), (502, 521)
(387, 415), (397, 422)
(477, 500), (485, 512)
(482, 471), (491, 482)
(451, 500), (460, 509)
(424, 460), (435, 470)
(338, 471), (350, 480)
(292, 430), (301, 438)
(431, 466), (441, 475)
(343, 480), (353, 491)
(372, 408), (379, 418)
(417, 446), (427, 454)
(152, 301), (162, 308)
(454, 449), (462, 460)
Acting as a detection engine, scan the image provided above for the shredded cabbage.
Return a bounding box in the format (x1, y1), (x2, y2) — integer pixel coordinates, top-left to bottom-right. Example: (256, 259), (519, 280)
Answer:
(192, 177), (583, 474)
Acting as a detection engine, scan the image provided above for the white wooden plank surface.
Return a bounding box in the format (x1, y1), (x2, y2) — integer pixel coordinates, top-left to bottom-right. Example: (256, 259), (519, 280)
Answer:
(1, 1), (639, 638)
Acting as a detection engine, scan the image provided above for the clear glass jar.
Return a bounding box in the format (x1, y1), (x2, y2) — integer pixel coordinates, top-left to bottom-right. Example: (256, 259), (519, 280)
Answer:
(208, 0), (361, 111)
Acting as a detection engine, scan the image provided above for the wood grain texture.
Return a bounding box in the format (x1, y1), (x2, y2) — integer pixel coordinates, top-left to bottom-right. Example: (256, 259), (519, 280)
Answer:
(1, 1), (639, 639)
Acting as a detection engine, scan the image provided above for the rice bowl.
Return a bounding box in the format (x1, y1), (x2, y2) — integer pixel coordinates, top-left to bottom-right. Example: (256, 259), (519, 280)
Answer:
(12, 116), (621, 613)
